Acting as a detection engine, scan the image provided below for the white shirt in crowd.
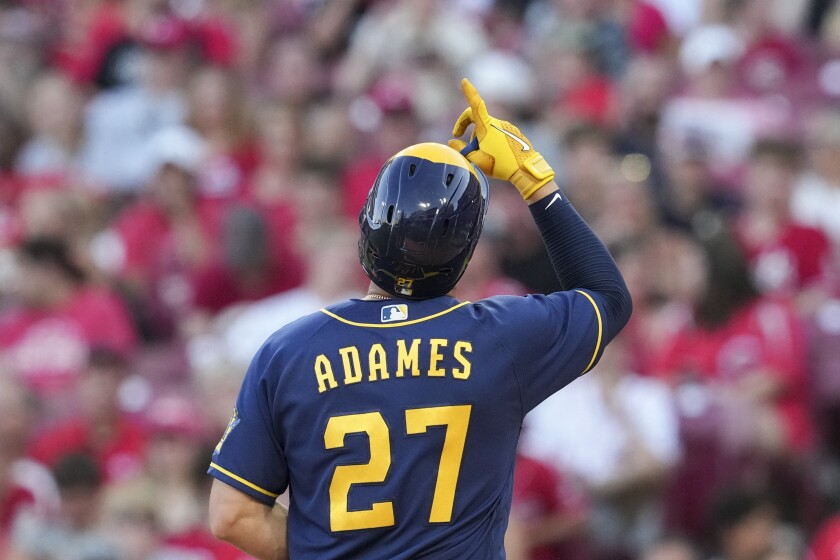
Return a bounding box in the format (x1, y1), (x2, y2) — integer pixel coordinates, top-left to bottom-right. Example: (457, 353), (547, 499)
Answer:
(522, 372), (680, 488)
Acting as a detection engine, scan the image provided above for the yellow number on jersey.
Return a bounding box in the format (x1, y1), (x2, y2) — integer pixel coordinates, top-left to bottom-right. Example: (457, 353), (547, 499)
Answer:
(405, 405), (471, 523)
(324, 412), (394, 532)
(324, 405), (472, 532)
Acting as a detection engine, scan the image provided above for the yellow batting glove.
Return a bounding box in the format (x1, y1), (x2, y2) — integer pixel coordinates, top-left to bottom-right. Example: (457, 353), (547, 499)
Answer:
(448, 78), (554, 200)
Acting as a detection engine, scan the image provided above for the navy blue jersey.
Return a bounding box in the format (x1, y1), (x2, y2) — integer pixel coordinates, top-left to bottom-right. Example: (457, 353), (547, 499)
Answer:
(209, 291), (604, 559)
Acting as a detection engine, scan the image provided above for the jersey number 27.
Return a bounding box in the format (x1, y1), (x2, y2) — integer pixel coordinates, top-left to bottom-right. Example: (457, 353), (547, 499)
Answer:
(324, 404), (472, 532)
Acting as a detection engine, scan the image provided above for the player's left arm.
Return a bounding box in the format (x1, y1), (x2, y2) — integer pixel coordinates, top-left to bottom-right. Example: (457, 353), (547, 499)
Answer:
(209, 480), (289, 560)
(207, 339), (290, 557)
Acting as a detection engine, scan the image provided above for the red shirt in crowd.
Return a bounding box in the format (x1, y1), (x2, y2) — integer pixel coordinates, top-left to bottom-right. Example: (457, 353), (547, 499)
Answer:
(114, 201), (219, 280)
(735, 221), (830, 295)
(191, 259), (302, 313)
(0, 288), (136, 393)
(49, 1), (125, 84)
(50, 1), (237, 84)
(192, 193), (304, 312)
(0, 484), (33, 534)
(512, 453), (588, 560)
(653, 297), (813, 450)
(810, 514), (840, 560)
(341, 156), (385, 220)
(28, 416), (146, 483)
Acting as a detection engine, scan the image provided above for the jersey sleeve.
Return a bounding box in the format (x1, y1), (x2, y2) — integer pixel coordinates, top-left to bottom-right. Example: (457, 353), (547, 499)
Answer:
(208, 341), (288, 505)
(474, 290), (605, 413)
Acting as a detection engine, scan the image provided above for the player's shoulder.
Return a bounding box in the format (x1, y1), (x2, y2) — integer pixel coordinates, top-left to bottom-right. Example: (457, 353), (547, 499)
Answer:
(466, 292), (579, 320)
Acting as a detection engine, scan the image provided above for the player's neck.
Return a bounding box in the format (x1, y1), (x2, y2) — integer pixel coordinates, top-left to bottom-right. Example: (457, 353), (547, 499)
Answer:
(363, 284), (394, 301)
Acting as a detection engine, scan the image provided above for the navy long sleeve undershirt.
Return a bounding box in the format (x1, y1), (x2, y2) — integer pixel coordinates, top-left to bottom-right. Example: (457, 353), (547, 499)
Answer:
(529, 192), (632, 345)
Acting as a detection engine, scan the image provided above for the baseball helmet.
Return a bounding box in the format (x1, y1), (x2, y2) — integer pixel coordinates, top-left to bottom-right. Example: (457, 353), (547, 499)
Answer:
(359, 142), (489, 299)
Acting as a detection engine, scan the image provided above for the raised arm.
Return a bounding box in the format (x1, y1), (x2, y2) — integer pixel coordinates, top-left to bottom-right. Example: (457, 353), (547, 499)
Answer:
(450, 79), (632, 345)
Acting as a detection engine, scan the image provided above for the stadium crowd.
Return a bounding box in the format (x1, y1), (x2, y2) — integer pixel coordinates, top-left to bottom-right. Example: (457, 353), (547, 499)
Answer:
(1, 0), (840, 558)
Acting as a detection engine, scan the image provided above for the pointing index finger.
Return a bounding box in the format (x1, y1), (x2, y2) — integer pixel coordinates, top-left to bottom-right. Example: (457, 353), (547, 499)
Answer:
(460, 78), (489, 136)
(461, 79), (490, 121)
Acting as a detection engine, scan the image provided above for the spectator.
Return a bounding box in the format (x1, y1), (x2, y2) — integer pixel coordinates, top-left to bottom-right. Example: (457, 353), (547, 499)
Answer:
(247, 103), (302, 210)
(791, 108), (840, 249)
(653, 226), (813, 455)
(15, 71), (84, 181)
(0, 5), (44, 117)
(659, 24), (789, 186)
(245, 103), (308, 272)
(190, 204), (303, 316)
(155, 443), (250, 560)
(10, 453), (120, 560)
(592, 171), (659, 247)
(292, 160), (347, 248)
(257, 32), (324, 106)
(0, 375), (57, 540)
(524, 336), (680, 557)
(302, 100), (354, 167)
(659, 138), (737, 231)
(510, 450), (589, 560)
(334, 0), (487, 95)
(561, 123), (614, 222)
(107, 125), (213, 339)
(107, 394), (207, 537)
(615, 54), (676, 202)
(29, 349), (146, 483)
(0, 237), (136, 409)
(214, 225), (364, 368)
(79, 16), (189, 192)
(341, 75), (422, 218)
(708, 488), (798, 560)
(187, 66), (257, 201)
(652, 226), (812, 538)
(102, 491), (161, 560)
(734, 138), (831, 306)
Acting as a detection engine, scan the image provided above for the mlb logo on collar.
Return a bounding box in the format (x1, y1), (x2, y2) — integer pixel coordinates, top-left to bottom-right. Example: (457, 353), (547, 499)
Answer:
(381, 304), (408, 323)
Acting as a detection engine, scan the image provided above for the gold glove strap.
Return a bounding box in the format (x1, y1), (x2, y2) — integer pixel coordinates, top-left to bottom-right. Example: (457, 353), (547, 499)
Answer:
(510, 153), (556, 200)
(522, 154), (554, 181)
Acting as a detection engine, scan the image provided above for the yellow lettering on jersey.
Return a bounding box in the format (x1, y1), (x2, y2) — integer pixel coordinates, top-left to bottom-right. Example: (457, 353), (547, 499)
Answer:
(396, 339), (421, 377)
(428, 339), (447, 377)
(315, 354), (338, 393)
(368, 343), (389, 381)
(452, 341), (472, 380)
(339, 346), (363, 385)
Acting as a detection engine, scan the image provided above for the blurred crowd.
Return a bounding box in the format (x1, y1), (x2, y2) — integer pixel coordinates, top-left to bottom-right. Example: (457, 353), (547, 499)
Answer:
(1, 0), (840, 559)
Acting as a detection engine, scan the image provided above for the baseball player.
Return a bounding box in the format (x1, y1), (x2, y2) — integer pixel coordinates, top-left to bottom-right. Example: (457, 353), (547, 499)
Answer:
(207, 79), (632, 559)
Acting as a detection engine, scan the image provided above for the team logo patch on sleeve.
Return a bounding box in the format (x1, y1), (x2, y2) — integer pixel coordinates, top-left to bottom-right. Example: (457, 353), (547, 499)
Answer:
(381, 304), (408, 323)
(215, 407), (241, 453)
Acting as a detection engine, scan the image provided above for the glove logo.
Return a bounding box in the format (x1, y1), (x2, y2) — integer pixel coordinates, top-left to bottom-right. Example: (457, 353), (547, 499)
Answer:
(381, 304), (409, 323)
(490, 124), (530, 151)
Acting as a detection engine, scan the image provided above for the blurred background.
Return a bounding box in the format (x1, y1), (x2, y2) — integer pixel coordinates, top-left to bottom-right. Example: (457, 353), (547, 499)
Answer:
(1, 0), (840, 558)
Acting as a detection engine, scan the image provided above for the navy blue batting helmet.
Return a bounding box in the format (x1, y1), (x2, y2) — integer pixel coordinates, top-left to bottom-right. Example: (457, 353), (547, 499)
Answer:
(359, 142), (490, 299)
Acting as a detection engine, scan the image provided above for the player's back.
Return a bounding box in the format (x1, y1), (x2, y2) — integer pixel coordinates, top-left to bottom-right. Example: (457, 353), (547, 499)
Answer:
(279, 296), (519, 558)
(212, 291), (602, 559)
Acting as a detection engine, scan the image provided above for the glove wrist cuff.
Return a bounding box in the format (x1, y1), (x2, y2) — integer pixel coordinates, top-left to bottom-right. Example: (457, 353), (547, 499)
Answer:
(511, 153), (555, 200)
